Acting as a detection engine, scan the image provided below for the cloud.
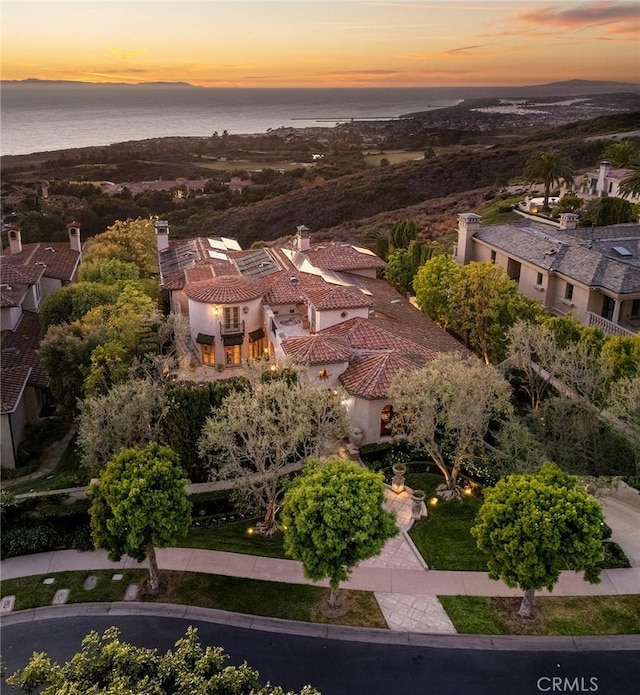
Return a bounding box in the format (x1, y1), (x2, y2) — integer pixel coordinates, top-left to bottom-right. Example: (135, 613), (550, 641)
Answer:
(322, 69), (403, 76)
(403, 44), (495, 60)
(515, 1), (639, 30)
(107, 46), (145, 60)
(442, 44), (492, 55)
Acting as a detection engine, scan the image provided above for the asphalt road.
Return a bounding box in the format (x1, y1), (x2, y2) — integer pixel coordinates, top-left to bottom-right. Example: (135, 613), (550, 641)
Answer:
(2, 616), (639, 695)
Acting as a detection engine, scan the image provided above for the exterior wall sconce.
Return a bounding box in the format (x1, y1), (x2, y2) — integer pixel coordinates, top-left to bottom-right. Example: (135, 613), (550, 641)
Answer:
(318, 369), (330, 379)
(243, 306), (249, 314)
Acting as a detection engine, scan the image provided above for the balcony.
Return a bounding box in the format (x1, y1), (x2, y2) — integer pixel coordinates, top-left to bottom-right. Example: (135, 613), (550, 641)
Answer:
(587, 312), (637, 337)
(219, 319), (245, 336)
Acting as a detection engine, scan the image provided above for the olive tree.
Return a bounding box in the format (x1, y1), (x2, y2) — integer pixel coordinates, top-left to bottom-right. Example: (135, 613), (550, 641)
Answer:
(198, 375), (348, 533)
(88, 442), (191, 590)
(471, 463), (604, 618)
(388, 352), (513, 498)
(77, 378), (168, 474)
(282, 456), (397, 609)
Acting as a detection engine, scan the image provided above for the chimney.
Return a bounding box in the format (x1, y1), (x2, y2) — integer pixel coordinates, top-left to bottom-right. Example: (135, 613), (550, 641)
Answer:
(155, 219), (169, 252)
(454, 213), (481, 265)
(66, 221), (82, 253)
(296, 224), (310, 252)
(597, 161), (610, 197)
(559, 213), (578, 231)
(7, 226), (23, 255)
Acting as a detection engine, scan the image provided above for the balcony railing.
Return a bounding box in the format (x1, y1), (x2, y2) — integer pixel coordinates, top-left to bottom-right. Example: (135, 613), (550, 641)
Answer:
(587, 312), (636, 337)
(219, 319), (245, 335)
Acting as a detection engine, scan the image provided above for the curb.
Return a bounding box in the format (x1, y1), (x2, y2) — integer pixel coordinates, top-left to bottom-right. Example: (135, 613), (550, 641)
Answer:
(3, 603), (640, 652)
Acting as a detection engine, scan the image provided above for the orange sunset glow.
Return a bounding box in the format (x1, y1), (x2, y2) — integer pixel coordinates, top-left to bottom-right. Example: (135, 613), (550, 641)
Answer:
(1, 1), (638, 88)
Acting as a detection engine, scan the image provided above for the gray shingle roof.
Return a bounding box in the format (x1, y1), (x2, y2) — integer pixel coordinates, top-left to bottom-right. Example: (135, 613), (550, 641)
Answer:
(474, 221), (640, 294)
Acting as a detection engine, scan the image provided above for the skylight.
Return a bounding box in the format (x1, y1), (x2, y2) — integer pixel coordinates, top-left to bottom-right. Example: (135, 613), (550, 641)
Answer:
(612, 246), (632, 257)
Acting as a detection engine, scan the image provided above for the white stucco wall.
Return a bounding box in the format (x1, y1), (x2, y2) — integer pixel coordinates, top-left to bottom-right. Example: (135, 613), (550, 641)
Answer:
(1, 401), (27, 470)
(347, 396), (394, 445)
(40, 276), (62, 302)
(314, 306), (370, 332)
(188, 296), (263, 366)
(1, 306), (23, 331)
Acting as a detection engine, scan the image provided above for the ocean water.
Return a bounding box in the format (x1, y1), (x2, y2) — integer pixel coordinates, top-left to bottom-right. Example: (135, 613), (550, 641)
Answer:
(0, 84), (471, 156)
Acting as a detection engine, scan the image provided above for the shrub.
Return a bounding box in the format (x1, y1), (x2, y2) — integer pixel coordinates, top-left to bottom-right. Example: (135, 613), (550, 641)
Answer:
(189, 490), (235, 518)
(601, 541), (631, 569)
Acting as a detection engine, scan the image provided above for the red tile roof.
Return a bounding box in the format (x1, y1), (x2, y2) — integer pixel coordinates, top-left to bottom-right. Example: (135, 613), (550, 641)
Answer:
(1, 242), (80, 283)
(184, 275), (264, 304)
(1, 311), (49, 388)
(304, 284), (372, 311)
(0, 366), (32, 414)
(305, 243), (386, 272)
(340, 352), (420, 399)
(0, 262), (46, 307)
(281, 334), (352, 364)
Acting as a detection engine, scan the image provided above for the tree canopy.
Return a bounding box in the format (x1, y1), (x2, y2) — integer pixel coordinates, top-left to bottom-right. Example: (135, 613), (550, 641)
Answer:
(198, 370), (349, 532)
(471, 462), (604, 618)
(7, 626), (319, 695)
(414, 256), (539, 363)
(387, 352), (513, 497)
(77, 378), (168, 474)
(88, 442), (191, 590)
(282, 456), (397, 608)
(524, 149), (575, 211)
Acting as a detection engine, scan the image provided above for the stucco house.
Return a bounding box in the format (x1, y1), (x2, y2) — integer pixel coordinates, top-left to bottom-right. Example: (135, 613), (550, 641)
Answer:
(454, 212), (640, 337)
(158, 221), (469, 445)
(566, 160), (640, 205)
(1, 222), (82, 468)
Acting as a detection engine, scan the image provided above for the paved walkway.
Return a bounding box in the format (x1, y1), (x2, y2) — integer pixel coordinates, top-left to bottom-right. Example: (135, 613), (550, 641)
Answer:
(2, 468), (639, 634)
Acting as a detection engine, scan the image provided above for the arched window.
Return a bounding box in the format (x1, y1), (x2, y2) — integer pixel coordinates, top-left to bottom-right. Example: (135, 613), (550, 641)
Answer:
(380, 405), (394, 437)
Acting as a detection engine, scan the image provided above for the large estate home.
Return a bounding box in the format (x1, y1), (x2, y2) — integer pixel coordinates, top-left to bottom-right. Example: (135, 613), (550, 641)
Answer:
(157, 221), (469, 445)
(454, 212), (640, 337)
(1, 223), (82, 468)
(565, 160), (640, 205)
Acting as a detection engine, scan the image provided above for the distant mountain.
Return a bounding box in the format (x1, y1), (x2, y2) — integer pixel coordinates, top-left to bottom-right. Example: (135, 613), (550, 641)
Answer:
(1, 78), (195, 87)
(1, 78), (638, 93)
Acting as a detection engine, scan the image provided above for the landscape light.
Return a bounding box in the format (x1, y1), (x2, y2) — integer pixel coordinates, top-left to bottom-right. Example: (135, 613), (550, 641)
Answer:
(430, 497), (438, 506)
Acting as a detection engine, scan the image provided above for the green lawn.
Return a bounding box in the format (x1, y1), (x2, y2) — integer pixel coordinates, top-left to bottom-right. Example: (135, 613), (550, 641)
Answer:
(406, 472), (488, 571)
(362, 149), (425, 166)
(181, 518), (288, 559)
(0, 570), (387, 629)
(440, 595), (640, 635)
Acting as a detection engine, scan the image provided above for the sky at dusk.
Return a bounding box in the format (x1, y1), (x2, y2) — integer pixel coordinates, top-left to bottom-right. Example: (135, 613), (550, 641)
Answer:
(2, 1), (639, 88)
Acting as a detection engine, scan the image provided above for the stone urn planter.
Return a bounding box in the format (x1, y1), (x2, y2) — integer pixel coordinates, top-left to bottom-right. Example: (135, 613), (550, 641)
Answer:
(391, 464), (407, 493)
(411, 489), (426, 519)
(350, 427), (364, 447)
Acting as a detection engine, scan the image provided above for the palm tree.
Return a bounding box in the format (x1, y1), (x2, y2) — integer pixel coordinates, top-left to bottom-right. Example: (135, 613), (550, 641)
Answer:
(619, 166), (640, 198)
(604, 139), (638, 168)
(524, 149), (575, 211)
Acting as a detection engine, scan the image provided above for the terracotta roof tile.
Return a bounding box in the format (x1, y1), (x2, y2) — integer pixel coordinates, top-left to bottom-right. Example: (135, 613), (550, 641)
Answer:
(281, 334), (352, 364)
(262, 271), (325, 306)
(2, 243), (80, 283)
(305, 243), (386, 272)
(184, 275), (264, 304)
(0, 366), (32, 413)
(304, 284), (372, 311)
(340, 352), (420, 399)
(1, 312), (49, 387)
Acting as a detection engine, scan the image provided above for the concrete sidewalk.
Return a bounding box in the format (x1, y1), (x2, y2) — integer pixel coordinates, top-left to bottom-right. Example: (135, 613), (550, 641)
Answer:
(2, 547), (639, 598)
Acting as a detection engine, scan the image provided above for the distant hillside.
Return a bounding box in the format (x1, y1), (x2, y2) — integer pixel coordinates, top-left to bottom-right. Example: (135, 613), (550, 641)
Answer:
(179, 129), (617, 246)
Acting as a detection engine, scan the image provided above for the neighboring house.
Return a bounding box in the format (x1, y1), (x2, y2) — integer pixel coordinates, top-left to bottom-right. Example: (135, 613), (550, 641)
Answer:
(566, 160), (640, 205)
(158, 221), (469, 445)
(1, 222), (82, 468)
(454, 212), (640, 337)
